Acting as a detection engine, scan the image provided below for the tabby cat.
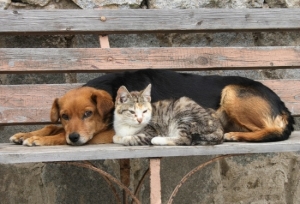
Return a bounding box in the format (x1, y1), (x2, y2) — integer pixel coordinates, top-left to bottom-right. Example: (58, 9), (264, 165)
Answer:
(113, 84), (223, 146)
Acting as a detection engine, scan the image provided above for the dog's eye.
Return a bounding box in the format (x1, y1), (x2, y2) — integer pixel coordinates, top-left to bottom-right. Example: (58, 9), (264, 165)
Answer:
(143, 110), (147, 113)
(83, 111), (93, 119)
(61, 114), (69, 120)
(129, 110), (135, 114)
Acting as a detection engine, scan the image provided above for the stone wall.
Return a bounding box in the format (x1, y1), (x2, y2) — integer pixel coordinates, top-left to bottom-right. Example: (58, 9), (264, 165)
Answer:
(1, 0), (300, 203)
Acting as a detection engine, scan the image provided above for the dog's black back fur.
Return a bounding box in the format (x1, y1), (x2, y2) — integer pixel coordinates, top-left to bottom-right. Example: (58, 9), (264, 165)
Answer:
(85, 69), (294, 141)
(85, 69), (250, 106)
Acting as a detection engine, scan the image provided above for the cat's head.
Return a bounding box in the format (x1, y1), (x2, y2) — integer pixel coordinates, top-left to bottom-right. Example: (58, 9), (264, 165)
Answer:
(114, 84), (152, 126)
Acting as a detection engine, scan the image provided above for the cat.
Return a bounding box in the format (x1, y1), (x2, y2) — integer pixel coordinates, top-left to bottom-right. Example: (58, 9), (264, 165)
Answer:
(113, 84), (224, 146)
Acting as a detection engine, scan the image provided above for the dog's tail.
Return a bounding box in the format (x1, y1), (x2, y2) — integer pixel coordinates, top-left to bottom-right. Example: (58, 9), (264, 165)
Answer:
(264, 108), (294, 142)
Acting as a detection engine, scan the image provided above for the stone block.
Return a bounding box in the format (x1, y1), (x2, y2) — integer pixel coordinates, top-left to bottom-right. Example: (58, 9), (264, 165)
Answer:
(0, 0), (10, 9)
(71, 0), (143, 9)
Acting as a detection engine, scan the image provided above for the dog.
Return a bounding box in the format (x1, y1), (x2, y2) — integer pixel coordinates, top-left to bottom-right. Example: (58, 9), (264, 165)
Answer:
(10, 69), (294, 146)
(10, 87), (115, 146)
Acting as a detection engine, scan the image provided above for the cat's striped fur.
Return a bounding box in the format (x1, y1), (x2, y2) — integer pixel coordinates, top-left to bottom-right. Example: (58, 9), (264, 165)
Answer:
(113, 84), (224, 146)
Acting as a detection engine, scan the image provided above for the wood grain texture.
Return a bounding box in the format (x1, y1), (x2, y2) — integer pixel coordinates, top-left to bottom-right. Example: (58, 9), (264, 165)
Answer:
(0, 131), (300, 164)
(0, 80), (299, 124)
(0, 84), (81, 124)
(1, 47), (300, 73)
(262, 80), (300, 116)
(1, 9), (300, 35)
(150, 159), (162, 204)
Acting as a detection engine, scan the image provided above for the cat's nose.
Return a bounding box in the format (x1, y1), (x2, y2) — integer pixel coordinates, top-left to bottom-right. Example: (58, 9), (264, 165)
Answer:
(137, 118), (143, 123)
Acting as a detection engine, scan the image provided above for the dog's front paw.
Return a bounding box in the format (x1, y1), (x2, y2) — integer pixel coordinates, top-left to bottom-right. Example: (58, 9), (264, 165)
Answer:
(224, 133), (238, 141)
(10, 133), (32, 144)
(23, 136), (43, 146)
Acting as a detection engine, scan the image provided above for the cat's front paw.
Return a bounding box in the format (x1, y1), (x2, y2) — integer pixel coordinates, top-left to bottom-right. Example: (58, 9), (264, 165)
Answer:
(151, 136), (168, 146)
(113, 135), (124, 144)
(119, 136), (133, 146)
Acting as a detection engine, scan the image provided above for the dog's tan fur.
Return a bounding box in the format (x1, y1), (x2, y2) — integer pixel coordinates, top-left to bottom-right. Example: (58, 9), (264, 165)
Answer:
(217, 85), (288, 142)
(10, 87), (115, 146)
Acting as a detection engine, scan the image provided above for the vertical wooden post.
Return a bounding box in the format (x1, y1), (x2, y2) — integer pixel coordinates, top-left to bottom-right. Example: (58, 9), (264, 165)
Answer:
(150, 158), (162, 204)
(99, 35), (110, 48)
(119, 159), (131, 204)
(98, 34), (131, 204)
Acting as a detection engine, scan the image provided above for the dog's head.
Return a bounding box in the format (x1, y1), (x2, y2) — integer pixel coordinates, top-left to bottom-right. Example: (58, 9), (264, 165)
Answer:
(50, 87), (114, 145)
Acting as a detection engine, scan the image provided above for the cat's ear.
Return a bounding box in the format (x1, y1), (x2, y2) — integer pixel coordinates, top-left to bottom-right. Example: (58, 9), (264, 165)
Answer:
(142, 84), (151, 102)
(116, 86), (131, 104)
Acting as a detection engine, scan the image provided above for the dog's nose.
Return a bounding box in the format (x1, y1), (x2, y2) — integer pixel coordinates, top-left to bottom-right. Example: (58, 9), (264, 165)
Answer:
(69, 132), (80, 143)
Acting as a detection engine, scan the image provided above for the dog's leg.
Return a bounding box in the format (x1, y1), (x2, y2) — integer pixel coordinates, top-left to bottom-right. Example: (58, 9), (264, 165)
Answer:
(224, 114), (287, 142)
(23, 132), (67, 146)
(10, 125), (64, 144)
(224, 127), (282, 142)
(219, 85), (289, 142)
(88, 129), (115, 144)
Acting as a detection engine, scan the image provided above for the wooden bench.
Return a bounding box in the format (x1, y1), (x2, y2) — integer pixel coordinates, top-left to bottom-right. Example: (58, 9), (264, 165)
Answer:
(1, 9), (300, 204)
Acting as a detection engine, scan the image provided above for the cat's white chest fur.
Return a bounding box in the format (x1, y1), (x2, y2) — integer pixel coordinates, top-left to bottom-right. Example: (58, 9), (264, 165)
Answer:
(114, 124), (145, 137)
(113, 122), (147, 144)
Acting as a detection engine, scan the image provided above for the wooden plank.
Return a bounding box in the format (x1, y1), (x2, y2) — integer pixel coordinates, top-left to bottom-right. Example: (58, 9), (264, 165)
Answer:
(150, 158), (162, 204)
(1, 9), (300, 35)
(261, 80), (300, 116)
(0, 80), (299, 124)
(0, 131), (300, 164)
(1, 47), (300, 73)
(0, 84), (81, 124)
(99, 35), (110, 48)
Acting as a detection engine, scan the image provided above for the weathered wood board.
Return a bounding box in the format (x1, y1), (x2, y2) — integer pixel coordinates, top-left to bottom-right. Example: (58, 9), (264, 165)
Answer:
(1, 131), (300, 164)
(1, 47), (300, 73)
(0, 79), (299, 124)
(1, 9), (300, 35)
(0, 84), (80, 124)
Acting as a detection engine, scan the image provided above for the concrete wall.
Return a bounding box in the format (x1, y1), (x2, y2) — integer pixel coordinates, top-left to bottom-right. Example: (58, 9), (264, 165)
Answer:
(1, 0), (300, 203)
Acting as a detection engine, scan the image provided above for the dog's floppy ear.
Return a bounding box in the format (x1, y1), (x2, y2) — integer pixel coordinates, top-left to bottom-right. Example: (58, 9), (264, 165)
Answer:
(92, 90), (114, 118)
(50, 98), (60, 122)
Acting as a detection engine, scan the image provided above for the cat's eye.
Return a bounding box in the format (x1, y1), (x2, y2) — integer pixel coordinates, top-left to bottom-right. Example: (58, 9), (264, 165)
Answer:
(143, 110), (147, 113)
(61, 114), (69, 120)
(129, 110), (135, 114)
(83, 111), (93, 119)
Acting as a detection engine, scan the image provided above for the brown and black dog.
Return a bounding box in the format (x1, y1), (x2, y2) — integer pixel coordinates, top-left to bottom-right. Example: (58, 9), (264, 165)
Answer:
(10, 69), (294, 146)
